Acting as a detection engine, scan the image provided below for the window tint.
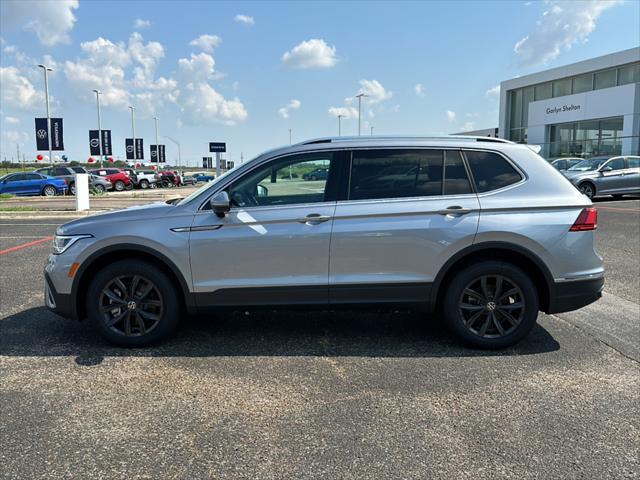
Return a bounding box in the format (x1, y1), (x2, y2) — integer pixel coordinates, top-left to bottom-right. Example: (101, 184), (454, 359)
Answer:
(107, 169), (119, 175)
(594, 69), (616, 89)
(444, 151), (472, 195)
(605, 158), (625, 170)
(464, 151), (522, 193)
(349, 149), (443, 200)
(71, 167), (85, 173)
(8, 174), (26, 182)
(227, 152), (334, 208)
(627, 157), (640, 168)
(53, 168), (69, 176)
(24, 173), (42, 180)
(39, 168), (51, 175)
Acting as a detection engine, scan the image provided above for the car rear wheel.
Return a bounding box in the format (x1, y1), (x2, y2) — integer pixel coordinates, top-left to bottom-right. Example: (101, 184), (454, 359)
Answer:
(442, 260), (539, 348)
(42, 185), (57, 196)
(114, 180), (125, 191)
(139, 179), (149, 189)
(86, 260), (180, 347)
(579, 182), (595, 199)
(93, 184), (105, 193)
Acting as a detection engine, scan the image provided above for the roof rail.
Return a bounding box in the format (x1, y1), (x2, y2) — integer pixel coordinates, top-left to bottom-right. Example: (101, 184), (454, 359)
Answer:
(298, 135), (513, 145)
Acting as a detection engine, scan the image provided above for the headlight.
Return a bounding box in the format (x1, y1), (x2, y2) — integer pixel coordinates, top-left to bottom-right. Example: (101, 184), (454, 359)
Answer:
(52, 234), (93, 255)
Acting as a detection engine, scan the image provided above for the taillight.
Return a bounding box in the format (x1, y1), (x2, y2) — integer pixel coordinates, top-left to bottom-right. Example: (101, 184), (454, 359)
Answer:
(570, 207), (597, 231)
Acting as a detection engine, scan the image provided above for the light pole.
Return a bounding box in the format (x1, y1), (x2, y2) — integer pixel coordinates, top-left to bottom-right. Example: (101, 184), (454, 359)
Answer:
(370, 126), (374, 136)
(128, 106), (136, 163)
(288, 128), (292, 145)
(337, 114), (344, 136)
(356, 93), (368, 136)
(37, 64), (53, 167)
(153, 116), (160, 164)
(92, 89), (103, 167)
(164, 135), (181, 171)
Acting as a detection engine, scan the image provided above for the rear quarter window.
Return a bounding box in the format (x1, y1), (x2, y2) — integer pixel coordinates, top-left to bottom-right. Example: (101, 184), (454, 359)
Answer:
(464, 150), (522, 193)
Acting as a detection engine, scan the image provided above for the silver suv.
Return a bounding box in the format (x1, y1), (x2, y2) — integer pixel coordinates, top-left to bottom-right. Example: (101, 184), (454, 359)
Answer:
(44, 136), (604, 348)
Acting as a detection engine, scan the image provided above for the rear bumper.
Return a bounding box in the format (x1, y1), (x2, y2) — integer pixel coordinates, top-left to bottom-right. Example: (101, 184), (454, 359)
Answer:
(546, 276), (604, 314)
(44, 272), (77, 320)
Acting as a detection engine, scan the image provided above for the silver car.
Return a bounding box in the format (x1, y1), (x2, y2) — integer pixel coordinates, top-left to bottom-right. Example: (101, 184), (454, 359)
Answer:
(44, 136), (604, 348)
(562, 155), (640, 199)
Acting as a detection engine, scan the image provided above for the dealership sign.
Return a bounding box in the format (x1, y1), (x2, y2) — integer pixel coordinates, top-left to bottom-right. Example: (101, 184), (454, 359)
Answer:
(209, 142), (226, 152)
(125, 138), (145, 160)
(89, 130), (112, 156)
(545, 104), (581, 115)
(34, 118), (64, 151)
(150, 144), (166, 163)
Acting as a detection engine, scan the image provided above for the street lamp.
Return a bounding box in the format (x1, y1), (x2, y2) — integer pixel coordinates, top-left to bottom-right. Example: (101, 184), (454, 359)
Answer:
(164, 135), (181, 171)
(355, 93), (368, 136)
(37, 64), (53, 167)
(288, 128), (292, 145)
(92, 89), (103, 167)
(337, 114), (344, 136)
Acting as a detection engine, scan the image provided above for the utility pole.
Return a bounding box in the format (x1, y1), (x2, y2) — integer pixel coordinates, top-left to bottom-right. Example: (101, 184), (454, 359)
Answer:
(37, 64), (53, 167)
(337, 114), (344, 136)
(93, 89), (103, 167)
(129, 106), (136, 164)
(356, 93), (368, 136)
(288, 128), (292, 145)
(370, 126), (374, 136)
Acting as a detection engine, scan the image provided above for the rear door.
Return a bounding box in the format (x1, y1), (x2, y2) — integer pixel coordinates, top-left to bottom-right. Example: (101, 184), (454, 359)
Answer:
(328, 148), (480, 304)
(24, 173), (45, 194)
(621, 156), (640, 193)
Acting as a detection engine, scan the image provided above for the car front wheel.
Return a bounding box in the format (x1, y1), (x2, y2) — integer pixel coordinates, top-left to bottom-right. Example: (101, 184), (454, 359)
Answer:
(42, 185), (57, 196)
(442, 260), (539, 348)
(579, 182), (595, 199)
(114, 180), (125, 191)
(93, 184), (105, 193)
(86, 260), (180, 347)
(139, 179), (149, 189)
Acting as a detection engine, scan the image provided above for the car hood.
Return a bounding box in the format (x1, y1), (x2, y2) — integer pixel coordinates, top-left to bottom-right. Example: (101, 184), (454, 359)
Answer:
(562, 170), (599, 181)
(57, 201), (180, 235)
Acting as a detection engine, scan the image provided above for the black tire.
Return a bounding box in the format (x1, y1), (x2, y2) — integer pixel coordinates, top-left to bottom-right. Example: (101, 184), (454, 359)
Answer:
(94, 184), (105, 193)
(114, 180), (126, 191)
(139, 179), (149, 189)
(442, 260), (539, 349)
(69, 182), (76, 195)
(579, 182), (595, 199)
(86, 260), (180, 347)
(42, 185), (57, 196)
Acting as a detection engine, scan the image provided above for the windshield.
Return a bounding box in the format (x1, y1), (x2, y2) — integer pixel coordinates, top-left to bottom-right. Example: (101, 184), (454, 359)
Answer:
(176, 167), (238, 206)
(568, 158), (609, 172)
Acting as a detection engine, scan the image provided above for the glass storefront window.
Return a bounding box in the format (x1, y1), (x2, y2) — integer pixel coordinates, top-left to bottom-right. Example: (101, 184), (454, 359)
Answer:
(572, 73), (593, 93)
(594, 69), (617, 89)
(552, 78), (572, 97)
(534, 82), (552, 101)
(522, 87), (534, 128)
(548, 117), (624, 158)
(509, 89), (522, 128)
(617, 63), (640, 85)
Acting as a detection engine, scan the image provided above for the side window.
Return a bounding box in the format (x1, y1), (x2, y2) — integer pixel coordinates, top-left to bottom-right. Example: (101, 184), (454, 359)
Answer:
(349, 149), (443, 200)
(53, 168), (68, 176)
(8, 174), (26, 182)
(464, 150), (522, 193)
(227, 152), (334, 208)
(39, 168), (51, 176)
(24, 173), (42, 180)
(627, 157), (640, 168)
(444, 151), (473, 195)
(605, 158), (625, 170)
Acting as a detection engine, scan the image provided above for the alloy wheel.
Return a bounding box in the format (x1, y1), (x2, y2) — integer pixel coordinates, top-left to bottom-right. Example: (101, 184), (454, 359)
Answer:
(99, 275), (164, 337)
(458, 274), (525, 339)
(43, 185), (56, 196)
(580, 183), (594, 198)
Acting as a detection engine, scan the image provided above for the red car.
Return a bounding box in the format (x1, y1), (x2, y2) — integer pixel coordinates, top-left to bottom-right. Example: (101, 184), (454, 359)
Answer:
(89, 168), (132, 191)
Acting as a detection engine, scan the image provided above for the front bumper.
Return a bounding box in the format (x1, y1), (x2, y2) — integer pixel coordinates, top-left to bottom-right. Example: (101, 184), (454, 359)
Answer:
(546, 276), (604, 314)
(44, 272), (77, 320)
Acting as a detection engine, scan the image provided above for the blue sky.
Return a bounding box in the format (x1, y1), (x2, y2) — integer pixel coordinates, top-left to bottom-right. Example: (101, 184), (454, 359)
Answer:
(1, 0), (638, 166)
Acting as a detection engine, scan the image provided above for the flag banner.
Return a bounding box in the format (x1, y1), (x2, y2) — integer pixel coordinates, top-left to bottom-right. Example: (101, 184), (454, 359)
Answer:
(209, 142), (226, 152)
(35, 118), (49, 151)
(135, 138), (144, 160)
(150, 144), (158, 162)
(101, 130), (112, 156)
(89, 130), (101, 155)
(50, 118), (64, 150)
(125, 138), (135, 160)
(202, 157), (208, 168)
(158, 144), (166, 162)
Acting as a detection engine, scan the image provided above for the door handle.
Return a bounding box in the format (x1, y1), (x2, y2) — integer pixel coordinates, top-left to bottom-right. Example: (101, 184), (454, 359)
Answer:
(298, 213), (331, 224)
(438, 206), (472, 216)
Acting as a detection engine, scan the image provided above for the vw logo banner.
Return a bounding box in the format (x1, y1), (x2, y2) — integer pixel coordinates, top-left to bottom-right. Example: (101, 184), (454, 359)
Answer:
(34, 118), (49, 151)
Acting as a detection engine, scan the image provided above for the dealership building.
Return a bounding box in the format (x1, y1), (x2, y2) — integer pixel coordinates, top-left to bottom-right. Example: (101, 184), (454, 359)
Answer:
(498, 47), (639, 158)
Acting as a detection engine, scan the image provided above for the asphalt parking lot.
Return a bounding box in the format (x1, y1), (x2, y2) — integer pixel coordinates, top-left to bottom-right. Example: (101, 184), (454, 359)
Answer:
(1, 198), (639, 479)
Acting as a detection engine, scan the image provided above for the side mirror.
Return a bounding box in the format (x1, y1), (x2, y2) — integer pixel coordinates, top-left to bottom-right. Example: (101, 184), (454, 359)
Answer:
(600, 166), (612, 172)
(256, 184), (268, 197)
(210, 191), (231, 218)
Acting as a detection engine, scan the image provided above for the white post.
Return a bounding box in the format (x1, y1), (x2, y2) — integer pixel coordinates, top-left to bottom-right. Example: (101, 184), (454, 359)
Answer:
(337, 114), (343, 136)
(356, 93), (367, 136)
(75, 173), (90, 211)
(93, 90), (103, 167)
(38, 65), (53, 167)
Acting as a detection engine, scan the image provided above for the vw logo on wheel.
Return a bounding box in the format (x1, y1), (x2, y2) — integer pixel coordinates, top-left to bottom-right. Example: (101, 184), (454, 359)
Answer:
(126, 145), (134, 153)
(37, 129), (47, 140)
(90, 139), (100, 148)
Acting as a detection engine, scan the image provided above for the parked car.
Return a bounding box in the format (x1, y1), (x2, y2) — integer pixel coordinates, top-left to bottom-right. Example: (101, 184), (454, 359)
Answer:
(172, 171), (183, 186)
(45, 136), (604, 348)
(90, 174), (112, 193)
(36, 166), (76, 195)
(550, 157), (583, 171)
(121, 168), (139, 187)
(157, 171), (179, 188)
(302, 168), (329, 181)
(182, 175), (198, 186)
(89, 168), (132, 191)
(134, 170), (160, 189)
(0, 172), (67, 196)
(193, 173), (215, 182)
(69, 166), (89, 175)
(562, 155), (640, 199)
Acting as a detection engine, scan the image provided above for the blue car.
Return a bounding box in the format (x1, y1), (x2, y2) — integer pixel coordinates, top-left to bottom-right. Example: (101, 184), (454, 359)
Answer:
(0, 172), (68, 196)
(193, 173), (215, 182)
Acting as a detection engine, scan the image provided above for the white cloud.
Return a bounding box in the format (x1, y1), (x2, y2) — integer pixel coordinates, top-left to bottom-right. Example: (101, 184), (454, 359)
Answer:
(0, 0), (78, 46)
(278, 99), (301, 119)
(357, 79), (392, 104)
(234, 14), (255, 25)
(514, 0), (621, 67)
(189, 34), (221, 53)
(446, 110), (456, 122)
(4, 116), (20, 124)
(414, 83), (425, 96)
(465, 112), (480, 118)
(1, 130), (29, 146)
(133, 18), (151, 29)
(327, 106), (359, 119)
(0, 66), (45, 111)
(282, 39), (337, 69)
(485, 85), (500, 98)
(460, 121), (476, 132)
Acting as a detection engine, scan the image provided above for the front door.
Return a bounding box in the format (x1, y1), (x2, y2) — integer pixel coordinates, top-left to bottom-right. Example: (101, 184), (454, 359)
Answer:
(329, 148), (480, 304)
(189, 151), (341, 306)
(598, 157), (627, 194)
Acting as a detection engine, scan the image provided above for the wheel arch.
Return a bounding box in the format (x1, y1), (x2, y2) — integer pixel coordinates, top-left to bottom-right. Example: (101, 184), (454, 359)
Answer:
(72, 244), (195, 320)
(430, 242), (553, 313)
(577, 179), (596, 196)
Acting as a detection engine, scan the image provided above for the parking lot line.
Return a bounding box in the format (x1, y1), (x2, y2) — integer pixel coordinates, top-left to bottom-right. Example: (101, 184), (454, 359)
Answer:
(0, 236), (53, 255)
